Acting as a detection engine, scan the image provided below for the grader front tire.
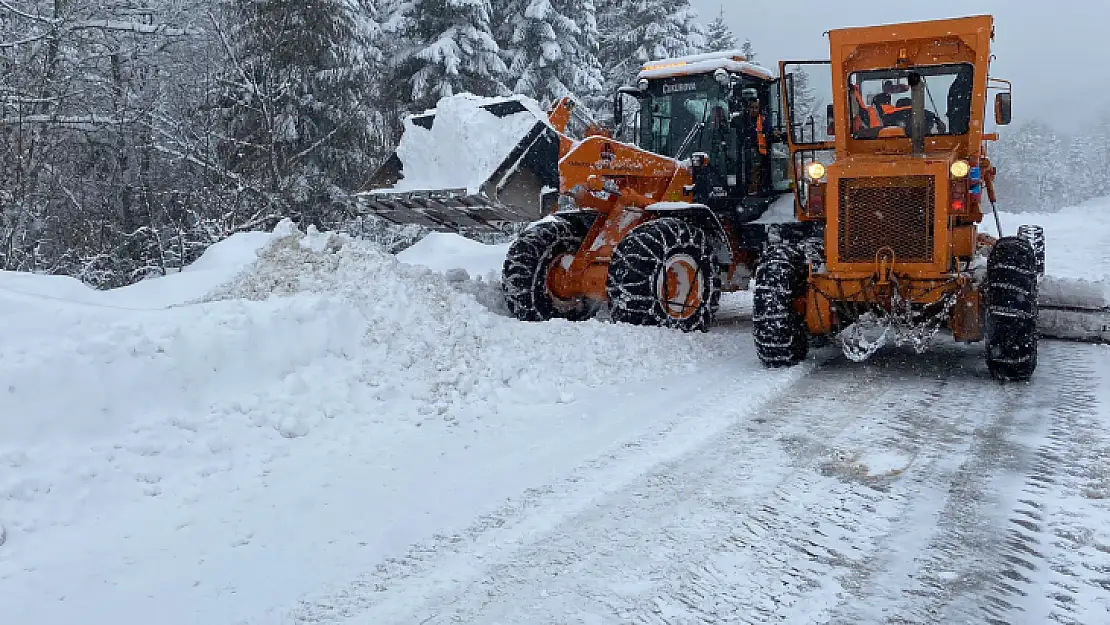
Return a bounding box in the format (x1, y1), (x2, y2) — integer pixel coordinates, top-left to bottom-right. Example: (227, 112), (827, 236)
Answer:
(753, 244), (809, 368)
(606, 218), (720, 333)
(985, 236), (1039, 382)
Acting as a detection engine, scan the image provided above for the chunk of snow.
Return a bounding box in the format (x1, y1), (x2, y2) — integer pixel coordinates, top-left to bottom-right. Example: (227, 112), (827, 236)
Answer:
(396, 231), (510, 280)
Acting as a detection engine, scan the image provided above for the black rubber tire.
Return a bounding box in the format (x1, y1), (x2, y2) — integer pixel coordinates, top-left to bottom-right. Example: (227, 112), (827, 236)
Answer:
(985, 236), (1038, 381)
(753, 244), (809, 367)
(1017, 224), (1046, 277)
(502, 218), (592, 322)
(606, 218), (719, 333)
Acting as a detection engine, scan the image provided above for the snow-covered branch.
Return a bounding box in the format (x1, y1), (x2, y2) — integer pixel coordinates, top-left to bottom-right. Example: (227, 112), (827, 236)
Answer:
(70, 20), (202, 37)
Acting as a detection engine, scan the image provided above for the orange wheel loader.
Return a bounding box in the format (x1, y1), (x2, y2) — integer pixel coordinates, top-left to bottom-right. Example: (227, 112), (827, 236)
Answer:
(361, 50), (819, 332)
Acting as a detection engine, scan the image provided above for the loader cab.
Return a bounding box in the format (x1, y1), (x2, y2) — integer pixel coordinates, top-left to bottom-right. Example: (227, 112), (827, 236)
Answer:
(617, 51), (792, 213)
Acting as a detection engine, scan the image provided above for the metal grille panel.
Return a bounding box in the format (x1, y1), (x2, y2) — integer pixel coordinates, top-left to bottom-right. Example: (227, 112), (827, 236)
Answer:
(837, 176), (935, 264)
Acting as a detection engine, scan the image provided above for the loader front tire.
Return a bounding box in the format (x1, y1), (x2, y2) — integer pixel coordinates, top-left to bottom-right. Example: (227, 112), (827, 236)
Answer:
(985, 236), (1038, 382)
(502, 217), (592, 322)
(607, 218), (719, 332)
(753, 244), (809, 367)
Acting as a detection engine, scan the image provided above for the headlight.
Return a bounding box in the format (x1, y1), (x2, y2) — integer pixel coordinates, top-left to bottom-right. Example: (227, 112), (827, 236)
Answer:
(714, 68), (730, 86)
(637, 78), (649, 91)
(950, 160), (970, 178)
(806, 162), (827, 180)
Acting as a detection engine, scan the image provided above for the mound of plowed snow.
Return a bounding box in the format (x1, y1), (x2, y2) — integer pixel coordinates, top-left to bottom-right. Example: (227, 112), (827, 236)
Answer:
(987, 197), (1110, 308)
(200, 221), (746, 413)
(0, 220), (756, 611)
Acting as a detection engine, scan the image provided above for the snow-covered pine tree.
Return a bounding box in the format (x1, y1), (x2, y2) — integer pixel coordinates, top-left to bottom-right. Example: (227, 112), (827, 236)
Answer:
(1065, 136), (1096, 206)
(596, 0), (707, 85)
(495, 0), (604, 113)
(992, 120), (1069, 212)
(216, 0), (382, 224)
(704, 7), (736, 52)
(741, 38), (757, 65)
(385, 0), (509, 113)
(1089, 109), (1110, 199)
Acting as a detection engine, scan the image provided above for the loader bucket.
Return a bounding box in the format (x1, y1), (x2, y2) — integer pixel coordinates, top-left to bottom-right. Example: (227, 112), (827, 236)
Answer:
(358, 95), (562, 233)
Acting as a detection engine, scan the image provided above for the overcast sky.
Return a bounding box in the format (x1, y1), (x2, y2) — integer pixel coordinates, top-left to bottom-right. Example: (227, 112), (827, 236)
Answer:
(689, 0), (1108, 134)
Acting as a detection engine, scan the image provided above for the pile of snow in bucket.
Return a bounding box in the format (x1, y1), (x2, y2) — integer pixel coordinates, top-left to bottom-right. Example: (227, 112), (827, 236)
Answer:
(379, 94), (551, 195)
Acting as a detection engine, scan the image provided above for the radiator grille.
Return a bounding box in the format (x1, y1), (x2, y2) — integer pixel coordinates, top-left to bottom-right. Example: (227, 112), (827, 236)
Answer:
(837, 175), (935, 264)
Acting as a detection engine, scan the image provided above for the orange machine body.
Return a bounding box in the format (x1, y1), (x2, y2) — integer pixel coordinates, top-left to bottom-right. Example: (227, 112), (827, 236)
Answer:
(784, 15), (1008, 342)
(539, 54), (782, 315)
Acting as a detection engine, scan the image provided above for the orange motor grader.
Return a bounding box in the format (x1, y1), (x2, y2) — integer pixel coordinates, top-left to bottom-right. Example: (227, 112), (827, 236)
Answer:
(764, 14), (1043, 380)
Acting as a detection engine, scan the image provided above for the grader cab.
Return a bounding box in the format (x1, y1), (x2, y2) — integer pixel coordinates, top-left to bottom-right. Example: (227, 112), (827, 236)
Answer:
(761, 14), (1043, 380)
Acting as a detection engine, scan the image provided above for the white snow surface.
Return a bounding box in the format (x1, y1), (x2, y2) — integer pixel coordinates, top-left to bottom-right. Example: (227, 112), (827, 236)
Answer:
(639, 50), (776, 81)
(0, 219), (793, 625)
(375, 93), (548, 195)
(4, 197), (1110, 625)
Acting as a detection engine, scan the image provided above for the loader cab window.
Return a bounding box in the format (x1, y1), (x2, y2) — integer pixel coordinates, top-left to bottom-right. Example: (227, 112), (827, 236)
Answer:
(849, 63), (974, 139)
(639, 75), (731, 160)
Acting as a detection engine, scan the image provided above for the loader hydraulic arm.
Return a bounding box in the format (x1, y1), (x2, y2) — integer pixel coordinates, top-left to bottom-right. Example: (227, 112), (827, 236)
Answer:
(548, 96), (576, 133)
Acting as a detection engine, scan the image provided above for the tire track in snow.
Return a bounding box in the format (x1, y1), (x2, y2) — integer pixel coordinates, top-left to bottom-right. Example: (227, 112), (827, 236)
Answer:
(628, 349), (1003, 625)
(284, 345), (1012, 625)
(251, 356), (819, 625)
(978, 343), (1110, 625)
(818, 342), (1110, 625)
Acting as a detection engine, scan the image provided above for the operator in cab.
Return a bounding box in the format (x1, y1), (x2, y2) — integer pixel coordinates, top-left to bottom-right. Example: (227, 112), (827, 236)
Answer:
(742, 95), (781, 197)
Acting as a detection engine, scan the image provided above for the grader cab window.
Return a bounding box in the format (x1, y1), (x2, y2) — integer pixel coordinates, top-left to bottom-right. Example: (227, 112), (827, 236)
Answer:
(782, 62), (834, 145)
(640, 76), (731, 160)
(849, 63), (974, 139)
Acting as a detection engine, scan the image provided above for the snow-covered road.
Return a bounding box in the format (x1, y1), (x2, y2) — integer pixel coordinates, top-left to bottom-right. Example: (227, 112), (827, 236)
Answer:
(272, 341), (1110, 625)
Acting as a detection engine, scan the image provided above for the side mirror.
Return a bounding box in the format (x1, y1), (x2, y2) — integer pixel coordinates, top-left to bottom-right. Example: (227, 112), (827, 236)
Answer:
(995, 92), (1012, 126)
(614, 86), (645, 129)
(826, 103), (835, 137)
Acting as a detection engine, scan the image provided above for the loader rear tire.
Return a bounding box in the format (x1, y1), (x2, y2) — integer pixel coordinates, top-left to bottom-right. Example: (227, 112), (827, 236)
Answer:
(606, 218), (719, 332)
(985, 236), (1038, 382)
(502, 217), (592, 322)
(753, 244), (809, 367)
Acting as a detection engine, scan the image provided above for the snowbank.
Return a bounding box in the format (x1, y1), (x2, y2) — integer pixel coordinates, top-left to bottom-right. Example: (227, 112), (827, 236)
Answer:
(984, 196), (1110, 311)
(0, 230), (272, 310)
(379, 94), (549, 195)
(0, 219), (775, 625)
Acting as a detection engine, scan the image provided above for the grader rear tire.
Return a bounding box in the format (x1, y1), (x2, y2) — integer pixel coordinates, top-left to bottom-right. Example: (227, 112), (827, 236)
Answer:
(985, 236), (1038, 381)
(753, 244), (809, 367)
(1017, 224), (1046, 277)
(502, 218), (592, 322)
(606, 218), (719, 333)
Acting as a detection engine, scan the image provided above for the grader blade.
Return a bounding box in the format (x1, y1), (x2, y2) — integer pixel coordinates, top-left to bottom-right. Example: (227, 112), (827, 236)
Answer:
(357, 95), (562, 233)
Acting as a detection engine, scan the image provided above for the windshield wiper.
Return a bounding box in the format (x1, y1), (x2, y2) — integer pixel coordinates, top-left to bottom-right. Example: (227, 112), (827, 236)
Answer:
(677, 122), (706, 160)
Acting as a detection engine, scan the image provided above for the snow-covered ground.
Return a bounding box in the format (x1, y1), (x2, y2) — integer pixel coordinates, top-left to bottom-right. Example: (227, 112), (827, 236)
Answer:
(3, 198), (1110, 625)
(0, 220), (800, 625)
